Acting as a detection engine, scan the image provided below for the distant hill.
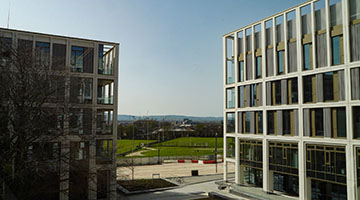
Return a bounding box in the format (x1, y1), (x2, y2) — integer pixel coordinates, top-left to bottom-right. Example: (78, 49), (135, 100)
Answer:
(118, 114), (222, 122)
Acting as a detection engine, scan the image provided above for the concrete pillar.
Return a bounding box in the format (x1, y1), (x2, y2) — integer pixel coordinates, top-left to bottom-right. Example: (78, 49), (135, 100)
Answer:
(239, 165), (245, 184)
(235, 137), (240, 184)
(263, 139), (270, 193)
(299, 141), (307, 200)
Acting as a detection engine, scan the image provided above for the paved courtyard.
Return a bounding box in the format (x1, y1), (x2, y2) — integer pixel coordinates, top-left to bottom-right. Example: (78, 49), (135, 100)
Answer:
(117, 162), (235, 180)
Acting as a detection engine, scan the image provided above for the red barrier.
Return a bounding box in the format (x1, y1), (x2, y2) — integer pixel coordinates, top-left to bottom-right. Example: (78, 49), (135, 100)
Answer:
(191, 160), (198, 163)
(178, 160), (185, 163)
(203, 160), (216, 164)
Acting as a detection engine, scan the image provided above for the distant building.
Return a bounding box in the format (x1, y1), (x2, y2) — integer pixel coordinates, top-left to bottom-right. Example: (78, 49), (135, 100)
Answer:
(223, 0), (360, 199)
(0, 28), (119, 200)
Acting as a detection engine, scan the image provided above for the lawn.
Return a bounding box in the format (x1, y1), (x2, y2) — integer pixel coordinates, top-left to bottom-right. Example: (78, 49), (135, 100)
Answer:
(137, 146), (223, 157)
(117, 139), (156, 155)
(153, 137), (223, 148)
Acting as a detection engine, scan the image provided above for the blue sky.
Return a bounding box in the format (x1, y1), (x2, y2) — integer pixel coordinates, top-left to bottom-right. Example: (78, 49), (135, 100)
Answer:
(0, 0), (304, 117)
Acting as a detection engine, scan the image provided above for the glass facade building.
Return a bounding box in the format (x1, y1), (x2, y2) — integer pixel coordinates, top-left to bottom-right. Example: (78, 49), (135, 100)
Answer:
(223, 0), (360, 199)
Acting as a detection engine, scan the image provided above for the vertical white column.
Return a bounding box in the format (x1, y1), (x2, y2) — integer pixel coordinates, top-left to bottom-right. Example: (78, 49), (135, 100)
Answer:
(223, 36), (228, 181)
(347, 144), (356, 200)
(299, 140), (307, 200)
(235, 137), (240, 184)
(311, 2), (317, 69)
(297, 4), (307, 199)
(296, 7), (303, 73)
(273, 18), (277, 75)
(263, 139), (269, 193)
(252, 25), (255, 80)
(284, 13), (288, 74)
(325, 0), (332, 67)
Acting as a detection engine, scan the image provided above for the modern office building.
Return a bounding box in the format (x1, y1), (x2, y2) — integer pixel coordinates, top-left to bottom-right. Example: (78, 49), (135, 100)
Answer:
(223, 0), (360, 199)
(0, 28), (119, 200)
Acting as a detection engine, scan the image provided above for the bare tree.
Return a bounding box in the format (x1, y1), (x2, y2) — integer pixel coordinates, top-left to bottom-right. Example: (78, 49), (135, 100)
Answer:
(0, 38), (117, 200)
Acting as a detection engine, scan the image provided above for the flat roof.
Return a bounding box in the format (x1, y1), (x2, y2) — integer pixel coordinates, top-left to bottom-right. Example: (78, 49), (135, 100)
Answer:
(0, 27), (119, 45)
(223, 0), (313, 37)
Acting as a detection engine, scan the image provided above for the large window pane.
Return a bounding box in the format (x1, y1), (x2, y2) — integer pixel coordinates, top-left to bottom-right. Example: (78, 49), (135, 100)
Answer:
(35, 41), (50, 68)
(71, 46), (94, 73)
(96, 110), (113, 135)
(98, 44), (115, 75)
(332, 36), (341, 65)
(226, 113), (235, 133)
(268, 111), (275, 135)
(52, 43), (66, 70)
(303, 44), (311, 70)
(226, 137), (235, 158)
(303, 76), (313, 103)
(256, 56), (262, 78)
(283, 110), (291, 135)
(96, 140), (113, 164)
(277, 50), (284, 74)
(354, 107), (360, 139)
(97, 79), (114, 105)
(335, 107), (346, 138)
(70, 77), (93, 104)
(226, 88), (235, 108)
(324, 72), (334, 101)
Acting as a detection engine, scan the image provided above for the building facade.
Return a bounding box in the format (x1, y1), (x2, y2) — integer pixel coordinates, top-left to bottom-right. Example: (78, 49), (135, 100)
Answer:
(0, 28), (119, 200)
(223, 0), (360, 199)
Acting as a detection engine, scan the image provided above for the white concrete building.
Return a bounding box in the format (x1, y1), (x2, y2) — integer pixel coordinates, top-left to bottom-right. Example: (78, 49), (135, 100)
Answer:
(0, 28), (119, 200)
(223, 0), (360, 199)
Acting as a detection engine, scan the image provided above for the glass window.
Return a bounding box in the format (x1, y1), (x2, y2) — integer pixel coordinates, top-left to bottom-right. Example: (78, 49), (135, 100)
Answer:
(245, 112), (251, 133)
(278, 51), (284, 74)
(290, 78), (298, 103)
(226, 88), (235, 108)
(335, 107), (346, 138)
(96, 110), (113, 135)
(35, 42), (50, 67)
(239, 86), (244, 108)
(275, 81), (281, 105)
(332, 36), (341, 65)
(330, 0), (343, 27)
(314, 109), (324, 136)
(258, 112), (263, 133)
(226, 113), (235, 133)
(268, 111), (275, 135)
(52, 43), (66, 70)
(354, 107), (360, 139)
(70, 77), (93, 104)
(226, 137), (236, 158)
(96, 140), (113, 164)
(303, 44), (311, 70)
(251, 84), (257, 107)
(303, 76), (313, 103)
(98, 44), (115, 75)
(239, 61), (244, 82)
(324, 72), (334, 101)
(256, 56), (262, 78)
(283, 110), (291, 135)
(97, 79), (114, 105)
(71, 46), (84, 72)
(71, 46), (94, 73)
(227, 60), (235, 84)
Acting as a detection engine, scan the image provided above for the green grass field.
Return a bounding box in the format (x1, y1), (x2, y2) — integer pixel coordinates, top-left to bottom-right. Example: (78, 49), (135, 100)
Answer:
(117, 139), (156, 155)
(153, 137), (223, 148)
(138, 147), (223, 157)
